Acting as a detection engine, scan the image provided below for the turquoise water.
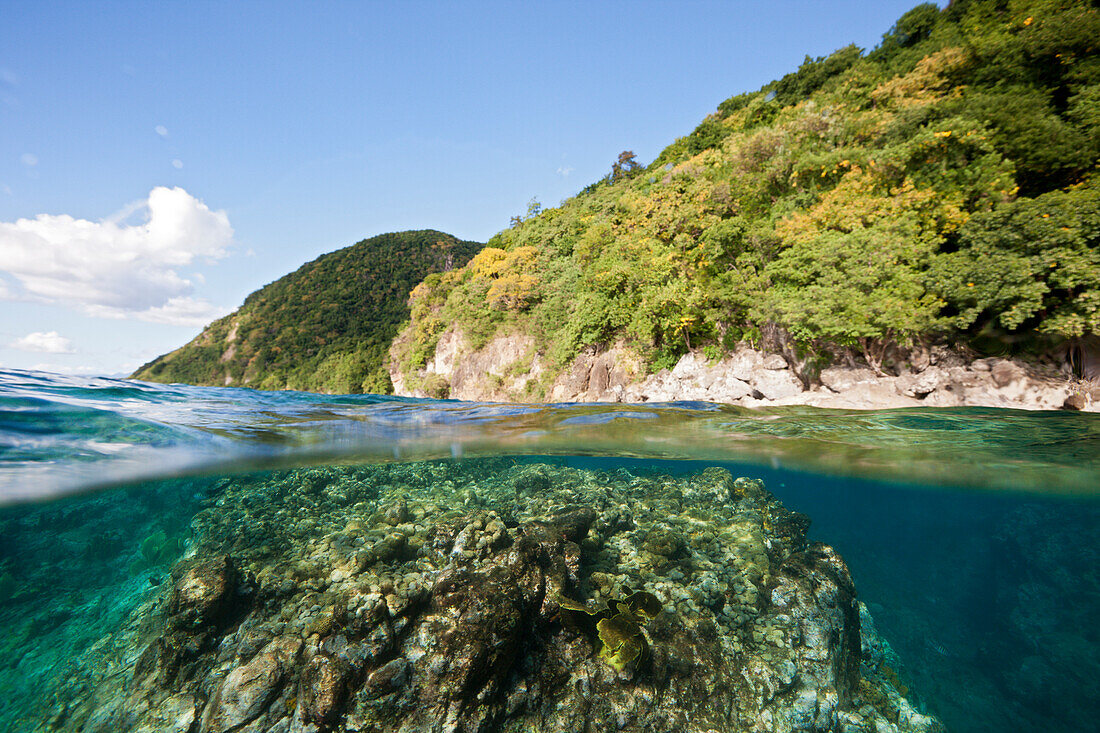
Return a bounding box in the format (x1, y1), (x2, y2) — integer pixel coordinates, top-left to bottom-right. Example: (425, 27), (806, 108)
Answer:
(1, 368), (1098, 732)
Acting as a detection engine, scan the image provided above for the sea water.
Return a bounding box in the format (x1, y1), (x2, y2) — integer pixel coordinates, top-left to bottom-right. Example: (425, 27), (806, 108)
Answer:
(0, 368), (1097, 732)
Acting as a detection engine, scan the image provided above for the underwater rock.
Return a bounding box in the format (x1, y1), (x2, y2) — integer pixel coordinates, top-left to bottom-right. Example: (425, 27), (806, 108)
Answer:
(382, 498), (409, 526)
(147, 693), (199, 733)
(200, 636), (301, 732)
(167, 556), (240, 630)
(58, 460), (943, 733)
(298, 653), (353, 725)
(363, 656), (409, 697)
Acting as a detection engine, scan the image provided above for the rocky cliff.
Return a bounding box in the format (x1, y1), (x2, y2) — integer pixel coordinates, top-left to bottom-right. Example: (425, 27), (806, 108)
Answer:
(390, 329), (1100, 412)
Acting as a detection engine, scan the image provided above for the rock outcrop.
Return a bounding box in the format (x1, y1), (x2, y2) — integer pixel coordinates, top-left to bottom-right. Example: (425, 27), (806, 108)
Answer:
(56, 461), (942, 733)
(392, 330), (1100, 411)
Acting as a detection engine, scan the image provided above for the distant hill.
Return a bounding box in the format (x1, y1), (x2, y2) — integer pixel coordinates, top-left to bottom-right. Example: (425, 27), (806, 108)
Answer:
(132, 230), (482, 393)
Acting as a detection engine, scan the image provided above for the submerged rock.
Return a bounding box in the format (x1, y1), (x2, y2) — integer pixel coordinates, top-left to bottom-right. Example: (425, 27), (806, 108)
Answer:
(59, 460), (942, 733)
(167, 555), (240, 630)
(200, 636), (301, 732)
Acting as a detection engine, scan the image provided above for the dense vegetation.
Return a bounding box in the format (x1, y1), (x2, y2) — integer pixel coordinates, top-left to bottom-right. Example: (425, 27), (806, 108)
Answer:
(133, 231), (481, 393)
(394, 0), (1100, 392)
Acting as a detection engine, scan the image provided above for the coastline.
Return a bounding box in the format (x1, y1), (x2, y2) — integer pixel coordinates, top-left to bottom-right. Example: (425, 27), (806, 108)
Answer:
(391, 334), (1100, 412)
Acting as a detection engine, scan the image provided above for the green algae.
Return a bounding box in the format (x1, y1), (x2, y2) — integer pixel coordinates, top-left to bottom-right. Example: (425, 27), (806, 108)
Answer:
(597, 613), (647, 673)
(559, 589), (663, 674)
(129, 529), (185, 576)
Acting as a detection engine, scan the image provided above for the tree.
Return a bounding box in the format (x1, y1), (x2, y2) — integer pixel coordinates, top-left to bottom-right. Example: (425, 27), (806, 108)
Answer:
(931, 181), (1100, 338)
(762, 222), (943, 374)
(610, 151), (641, 182)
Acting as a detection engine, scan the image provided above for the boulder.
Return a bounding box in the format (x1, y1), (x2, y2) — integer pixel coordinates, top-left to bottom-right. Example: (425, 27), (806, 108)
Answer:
(727, 345), (764, 382)
(670, 352), (707, 379)
(710, 375), (753, 402)
(363, 657), (409, 698)
(298, 654), (352, 725)
(806, 381), (920, 409)
(990, 360), (1026, 388)
(896, 369), (942, 398)
(200, 637), (301, 733)
(819, 367), (878, 393)
(761, 354), (788, 370)
(1063, 393), (1089, 411)
(167, 556), (238, 630)
(752, 369), (805, 400)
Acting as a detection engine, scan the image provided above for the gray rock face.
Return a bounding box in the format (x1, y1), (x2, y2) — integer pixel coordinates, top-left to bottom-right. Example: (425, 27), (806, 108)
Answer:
(761, 354), (789, 370)
(895, 371), (941, 398)
(200, 637), (301, 733)
(991, 359), (1025, 387)
(393, 331), (1094, 411)
(751, 368), (805, 400)
(60, 462), (942, 733)
(820, 367), (878, 393)
(168, 556), (238, 630)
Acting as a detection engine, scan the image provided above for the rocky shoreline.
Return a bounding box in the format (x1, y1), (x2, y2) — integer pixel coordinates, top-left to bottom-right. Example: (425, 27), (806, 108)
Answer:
(391, 329), (1099, 412)
(577, 346), (1098, 412)
(50, 461), (941, 733)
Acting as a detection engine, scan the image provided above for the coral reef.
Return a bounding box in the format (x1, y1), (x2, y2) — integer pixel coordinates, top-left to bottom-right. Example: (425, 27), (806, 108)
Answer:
(51, 460), (941, 733)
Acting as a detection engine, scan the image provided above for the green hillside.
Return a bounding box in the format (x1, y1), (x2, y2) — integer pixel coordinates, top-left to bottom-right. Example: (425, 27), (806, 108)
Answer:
(133, 230), (482, 393)
(393, 0), (1100, 395)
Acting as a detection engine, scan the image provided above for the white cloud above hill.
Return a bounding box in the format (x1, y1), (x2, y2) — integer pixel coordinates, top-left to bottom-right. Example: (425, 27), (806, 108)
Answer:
(0, 186), (233, 326)
(11, 331), (74, 353)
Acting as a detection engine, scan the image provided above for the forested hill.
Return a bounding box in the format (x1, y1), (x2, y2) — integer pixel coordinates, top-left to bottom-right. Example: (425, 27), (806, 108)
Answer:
(132, 230), (482, 393)
(393, 0), (1100, 397)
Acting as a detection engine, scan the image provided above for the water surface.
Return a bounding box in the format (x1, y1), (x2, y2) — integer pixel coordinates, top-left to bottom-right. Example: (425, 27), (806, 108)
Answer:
(1, 369), (1097, 732)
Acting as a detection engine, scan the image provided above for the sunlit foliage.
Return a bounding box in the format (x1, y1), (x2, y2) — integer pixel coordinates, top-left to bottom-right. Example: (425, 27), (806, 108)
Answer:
(396, 0), (1100, 382)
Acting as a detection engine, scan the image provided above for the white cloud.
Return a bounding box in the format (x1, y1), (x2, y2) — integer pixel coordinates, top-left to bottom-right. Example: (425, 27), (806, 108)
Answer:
(0, 186), (233, 326)
(556, 166), (573, 177)
(31, 363), (102, 375)
(155, 125), (168, 137)
(20, 153), (37, 167)
(172, 159), (183, 169)
(90, 295), (230, 326)
(0, 68), (16, 86)
(12, 331), (74, 354)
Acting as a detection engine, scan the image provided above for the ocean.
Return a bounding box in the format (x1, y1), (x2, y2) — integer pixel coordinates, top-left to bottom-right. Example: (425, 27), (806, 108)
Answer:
(1, 368), (1097, 732)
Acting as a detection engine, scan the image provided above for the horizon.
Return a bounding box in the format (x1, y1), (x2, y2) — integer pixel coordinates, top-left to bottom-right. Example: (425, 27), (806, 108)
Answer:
(1, 1), (928, 375)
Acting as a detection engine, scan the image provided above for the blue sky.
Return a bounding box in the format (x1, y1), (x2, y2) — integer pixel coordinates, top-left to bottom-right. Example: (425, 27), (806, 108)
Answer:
(0, 0), (926, 375)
